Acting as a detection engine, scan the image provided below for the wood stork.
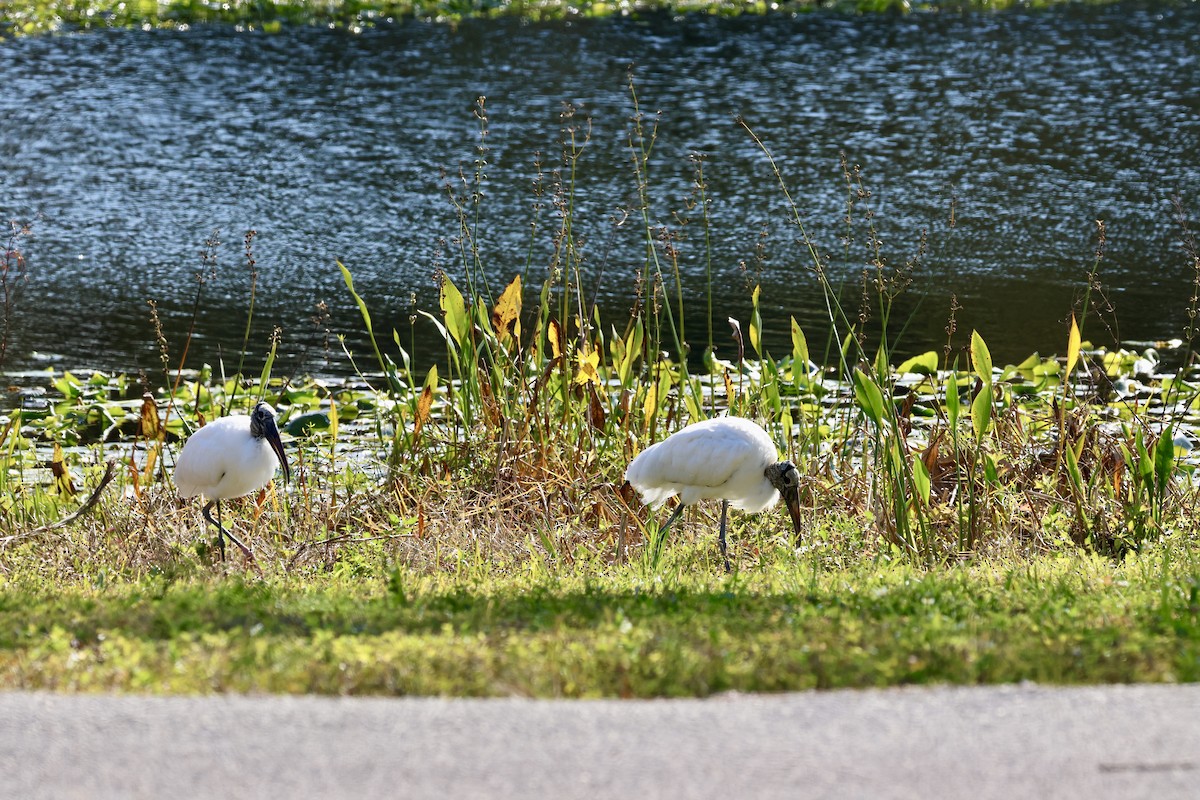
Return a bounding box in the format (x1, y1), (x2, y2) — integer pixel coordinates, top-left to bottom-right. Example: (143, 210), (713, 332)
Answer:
(174, 402), (290, 562)
(624, 416), (803, 571)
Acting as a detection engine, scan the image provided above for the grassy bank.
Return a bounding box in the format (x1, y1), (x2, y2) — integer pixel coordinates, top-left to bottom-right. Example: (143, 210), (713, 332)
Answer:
(1, 0), (1143, 38)
(2, 542), (1198, 696)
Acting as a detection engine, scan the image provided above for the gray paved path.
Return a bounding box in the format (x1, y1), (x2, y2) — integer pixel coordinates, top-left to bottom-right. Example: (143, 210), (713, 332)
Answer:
(2, 684), (1198, 799)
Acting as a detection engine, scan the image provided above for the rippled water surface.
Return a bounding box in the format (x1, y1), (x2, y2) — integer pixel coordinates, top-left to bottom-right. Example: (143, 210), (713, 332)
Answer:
(3, 4), (1198, 376)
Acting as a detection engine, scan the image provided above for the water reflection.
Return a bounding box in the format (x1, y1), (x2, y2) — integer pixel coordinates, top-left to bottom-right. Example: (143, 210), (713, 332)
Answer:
(2, 4), (1197, 378)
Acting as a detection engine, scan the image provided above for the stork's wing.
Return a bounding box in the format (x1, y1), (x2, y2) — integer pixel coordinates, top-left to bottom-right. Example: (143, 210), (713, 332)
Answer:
(173, 418), (247, 498)
(625, 423), (761, 499)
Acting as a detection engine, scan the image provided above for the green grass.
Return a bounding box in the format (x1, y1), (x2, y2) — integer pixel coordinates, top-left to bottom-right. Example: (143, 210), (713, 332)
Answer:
(2, 538), (1198, 696)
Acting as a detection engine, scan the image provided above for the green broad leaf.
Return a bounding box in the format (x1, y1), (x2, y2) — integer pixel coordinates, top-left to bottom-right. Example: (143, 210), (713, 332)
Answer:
(473, 297), (495, 340)
(257, 337), (278, 400)
(440, 275), (470, 348)
(1154, 425), (1176, 496)
(896, 351), (939, 375)
(1013, 353), (1042, 372)
(946, 372), (961, 429)
(790, 317), (809, 378)
(971, 380), (992, 442)
(623, 319), (644, 384)
(874, 347), (890, 379)
(1135, 432), (1154, 483)
(984, 453), (1000, 485)
(763, 370), (782, 415)
(852, 369), (888, 429)
(1032, 358), (1061, 377)
(840, 331), (857, 362)
(684, 389), (704, 424)
(749, 284), (763, 359)
(53, 373), (81, 399)
(970, 330), (993, 384)
(1064, 442), (1084, 496)
(284, 411), (331, 437)
(912, 454), (931, 505)
(610, 326), (627, 377)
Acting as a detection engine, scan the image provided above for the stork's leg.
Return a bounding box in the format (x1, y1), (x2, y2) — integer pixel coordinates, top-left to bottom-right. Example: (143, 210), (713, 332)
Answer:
(202, 500), (255, 562)
(202, 500), (226, 561)
(718, 499), (731, 573)
(659, 501), (687, 535)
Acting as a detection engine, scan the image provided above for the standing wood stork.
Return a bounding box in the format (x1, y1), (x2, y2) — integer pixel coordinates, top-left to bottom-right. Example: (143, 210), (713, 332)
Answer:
(174, 402), (290, 562)
(624, 416), (803, 571)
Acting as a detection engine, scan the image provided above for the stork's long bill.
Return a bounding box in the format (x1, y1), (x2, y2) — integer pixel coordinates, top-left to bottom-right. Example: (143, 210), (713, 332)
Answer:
(780, 483), (804, 543)
(253, 403), (291, 484)
(765, 460), (804, 544)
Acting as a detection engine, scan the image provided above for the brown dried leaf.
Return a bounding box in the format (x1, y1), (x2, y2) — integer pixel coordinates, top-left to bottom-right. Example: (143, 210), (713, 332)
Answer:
(137, 392), (161, 439)
(588, 383), (607, 431)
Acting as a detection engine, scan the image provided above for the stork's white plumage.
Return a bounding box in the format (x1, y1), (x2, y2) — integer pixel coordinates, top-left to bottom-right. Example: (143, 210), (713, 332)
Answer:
(625, 416), (803, 571)
(174, 402), (290, 562)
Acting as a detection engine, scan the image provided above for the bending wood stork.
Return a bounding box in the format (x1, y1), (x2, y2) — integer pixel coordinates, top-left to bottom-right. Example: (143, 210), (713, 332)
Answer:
(174, 402), (290, 562)
(624, 416), (803, 571)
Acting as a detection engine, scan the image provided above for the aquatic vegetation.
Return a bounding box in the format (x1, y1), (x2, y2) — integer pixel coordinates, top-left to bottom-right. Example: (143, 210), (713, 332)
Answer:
(2, 83), (1199, 575)
(0, 0), (1144, 40)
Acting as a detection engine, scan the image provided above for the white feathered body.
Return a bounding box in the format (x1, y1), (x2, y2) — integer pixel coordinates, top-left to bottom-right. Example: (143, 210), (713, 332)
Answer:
(174, 415), (281, 501)
(625, 417), (781, 513)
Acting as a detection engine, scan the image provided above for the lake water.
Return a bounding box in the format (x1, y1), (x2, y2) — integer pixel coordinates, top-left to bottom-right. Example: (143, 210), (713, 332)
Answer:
(3, 3), (1198, 379)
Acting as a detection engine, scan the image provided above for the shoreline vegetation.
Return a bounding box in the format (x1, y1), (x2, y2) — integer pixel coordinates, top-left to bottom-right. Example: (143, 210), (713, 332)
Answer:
(3, 70), (1200, 696)
(1, 0), (1150, 38)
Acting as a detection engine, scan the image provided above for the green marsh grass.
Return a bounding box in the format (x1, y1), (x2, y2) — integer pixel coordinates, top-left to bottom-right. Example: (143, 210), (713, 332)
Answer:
(2, 87), (1200, 696)
(2, 542), (1199, 695)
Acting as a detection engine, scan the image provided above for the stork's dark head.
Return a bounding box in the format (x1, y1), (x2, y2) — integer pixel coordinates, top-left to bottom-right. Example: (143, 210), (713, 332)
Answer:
(764, 460), (804, 544)
(250, 402), (291, 483)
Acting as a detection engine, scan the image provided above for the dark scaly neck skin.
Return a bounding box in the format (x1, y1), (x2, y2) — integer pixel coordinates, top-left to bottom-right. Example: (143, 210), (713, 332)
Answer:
(764, 461), (799, 494)
(249, 404), (270, 439)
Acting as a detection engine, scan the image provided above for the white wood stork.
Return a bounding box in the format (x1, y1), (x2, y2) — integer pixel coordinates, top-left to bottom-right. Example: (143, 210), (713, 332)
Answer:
(174, 402), (290, 562)
(624, 416), (803, 571)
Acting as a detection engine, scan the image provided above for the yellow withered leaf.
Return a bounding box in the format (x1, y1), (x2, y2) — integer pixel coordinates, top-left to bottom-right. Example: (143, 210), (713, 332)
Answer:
(574, 346), (601, 386)
(642, 382), (658, 434)
(491, 275), (522, 343)
(1065, 313), (1081, 379)
(50, 442), (77, 496)
(547, 319), (563, 360)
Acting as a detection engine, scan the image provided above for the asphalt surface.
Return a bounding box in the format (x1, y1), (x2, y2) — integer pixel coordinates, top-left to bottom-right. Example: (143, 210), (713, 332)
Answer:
(3, 684), (1199, 799)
